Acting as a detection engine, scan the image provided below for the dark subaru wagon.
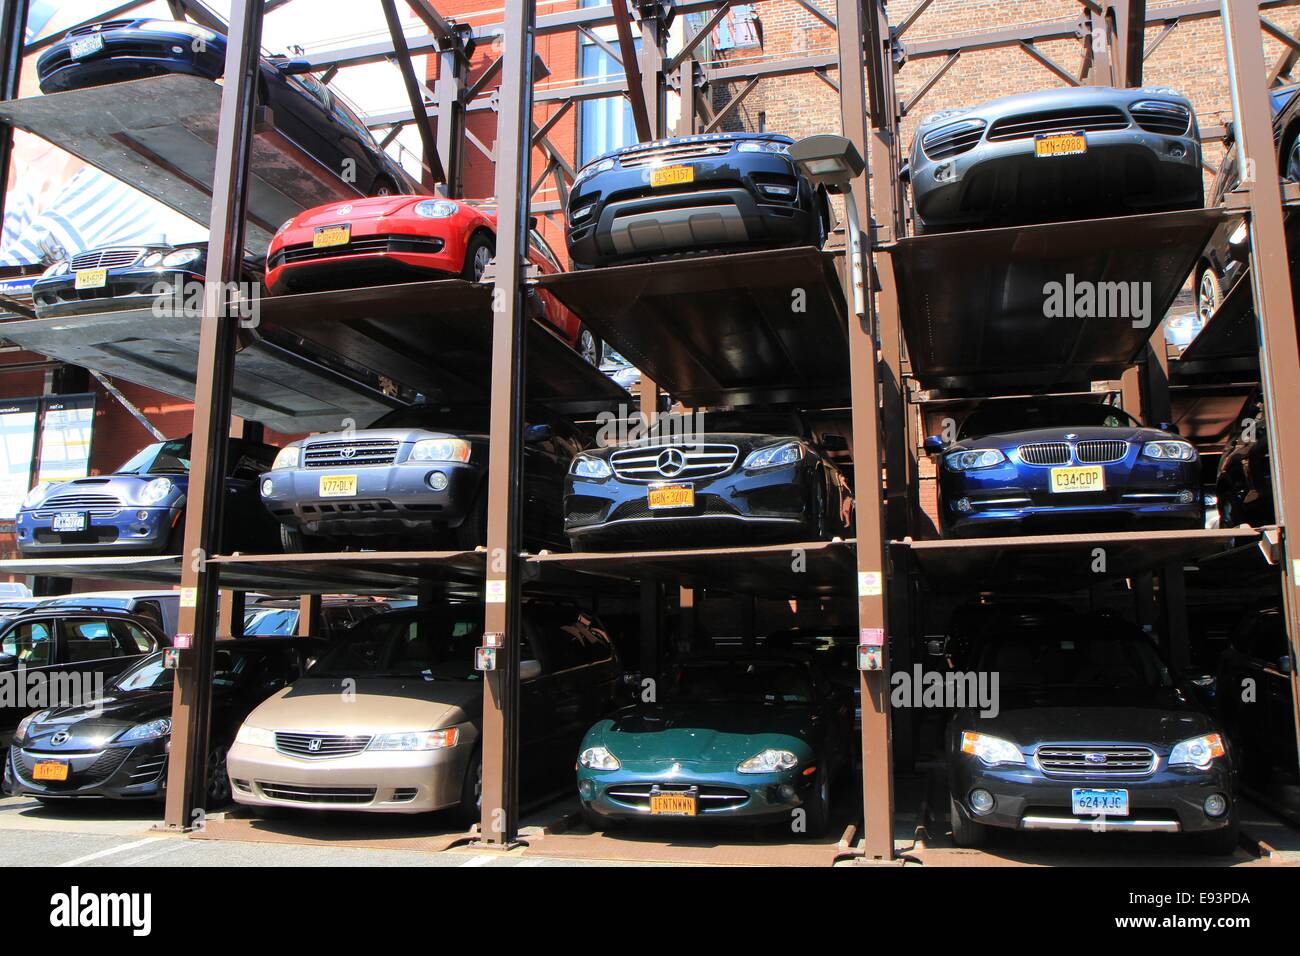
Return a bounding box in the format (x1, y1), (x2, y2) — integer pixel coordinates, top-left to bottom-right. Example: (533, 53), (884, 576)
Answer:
(565, 132), (830, 268)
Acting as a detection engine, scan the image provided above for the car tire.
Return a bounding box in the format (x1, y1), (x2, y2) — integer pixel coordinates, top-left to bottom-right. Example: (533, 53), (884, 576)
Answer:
(949, 794), (991, 848)
(456, 750), (482, 827)
(369, 176), (398, 197)
(801, 765), (831, 838)
(580, 804), (608, 832)
(1197, 267), (1224, 324)
(205, 743), (232, 808)
(1218, 485), (1240, 529)
(279, 524), (313, 554)
(462, 234), (495, 282)
(577, 325), (601, 366)
(1195, 817), (1240, 857)
(454, 489), (487, 550)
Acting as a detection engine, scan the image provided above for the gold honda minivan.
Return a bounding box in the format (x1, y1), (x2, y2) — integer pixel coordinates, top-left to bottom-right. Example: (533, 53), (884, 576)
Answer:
(226, 603), (620, 819)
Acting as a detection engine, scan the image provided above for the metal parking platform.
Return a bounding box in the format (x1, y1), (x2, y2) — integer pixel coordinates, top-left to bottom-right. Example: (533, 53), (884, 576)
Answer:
(535, 246), (849, 407)
(888, 207), (1228, 392)
(1177, 273), (1257, 370)
(0, 75), (373, 254)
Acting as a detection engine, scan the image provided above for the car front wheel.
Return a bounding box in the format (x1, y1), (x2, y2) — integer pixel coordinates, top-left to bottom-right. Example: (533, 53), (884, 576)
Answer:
(949, 794), (991, 848)
(577, 326), (601, 366)
(1197, 267), (1224, 324)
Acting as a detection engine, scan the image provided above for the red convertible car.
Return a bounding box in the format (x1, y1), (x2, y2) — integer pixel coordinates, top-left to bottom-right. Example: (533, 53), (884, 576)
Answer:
(265, 196), (599, 364)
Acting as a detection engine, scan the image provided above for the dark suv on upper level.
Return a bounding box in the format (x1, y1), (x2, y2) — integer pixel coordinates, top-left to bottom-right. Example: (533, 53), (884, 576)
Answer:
(565, 132), (829, 268)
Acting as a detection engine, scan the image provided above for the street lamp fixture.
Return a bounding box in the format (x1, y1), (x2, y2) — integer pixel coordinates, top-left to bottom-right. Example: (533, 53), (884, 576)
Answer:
(789, 134), (868, 317)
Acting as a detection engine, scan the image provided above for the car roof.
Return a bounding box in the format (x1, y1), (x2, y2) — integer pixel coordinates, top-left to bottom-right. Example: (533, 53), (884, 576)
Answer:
(12, 605), (148, 619)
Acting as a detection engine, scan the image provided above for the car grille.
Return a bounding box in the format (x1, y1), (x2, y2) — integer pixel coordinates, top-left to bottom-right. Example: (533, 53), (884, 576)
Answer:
(257, 782), (376, 804)
(127, 754), (167, 785)
(617, 141), (734, 168)
(1017, 442), (1071, 465)
(605, 783), (750, 809)
(15, 748), (131, 786)
(609, 443), (740, 482)
(272, 235), (445, 268)
(1129, 101), (1192, 136)
(68, 20), (134, 37)
(274, 732), (372, 759)
(33, 493), (122, 518)
(70, 248), (147, 270)
(1075, 440), (1129, 463)
(304, 439), (400, 468)
(920, 119), (987, 161)
(987, 106), (1129, 141)
(1037, 746), (1156, 776)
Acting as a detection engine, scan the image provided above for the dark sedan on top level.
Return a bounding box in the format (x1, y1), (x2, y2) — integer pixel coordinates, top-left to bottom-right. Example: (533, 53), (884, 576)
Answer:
(908, 85), (1203, 232)
(929, 402), (1202, 538)
(566, 132), (830, 268)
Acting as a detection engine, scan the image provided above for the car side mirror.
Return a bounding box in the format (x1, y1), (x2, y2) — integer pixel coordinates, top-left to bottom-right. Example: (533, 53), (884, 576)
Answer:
(924, 435), (947, 453)
(899, 161), (910, 184)
(1222, 120), (1235, 146)
(524, 424), (553, 444)
(520, 659), (543, 682)
(924, 638), (947, 658)
(1157, 422), (1179, 435)
(0, 652), (16, 669)
(820, 434), (848, 452)
(1280, 655), (1294, 675)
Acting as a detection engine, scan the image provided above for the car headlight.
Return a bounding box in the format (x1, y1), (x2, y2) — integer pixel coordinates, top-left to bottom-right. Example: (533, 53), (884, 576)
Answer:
(162, 248), (202, 268)
(138, 20), (217, 41)
(578, 745), (620, 770)
(141, 252), (165, 267)
(235, 724), (274, 747)
(15, 710), (49, 744)
(369, 728), (460, 751)
(272, 446), (300, 470)
(41, 260), (69, 278)
(140, 477), (174, 504)
(1228, 221), (1249, 246)
(22, 483), (51, 509)
(274, 218), (295, 237)
(922, 107), (971, 127)
(119, 718), (172, 742)
(1141, 440), (1196, 461)
(1140, 86), (1180, 97)
(1169, 733), (1225, 769)
(743, 441), (804, 470)
(960, 731), (1025, 766)
(413, 200), (459, 219)
(575, 157), (616, 184)
(570, 454), (612, 479)
(737, 140), (788, 153)
(945, 449), (1007, 471)
(737, 749), (799, 773)
(409, 438), (471, 463)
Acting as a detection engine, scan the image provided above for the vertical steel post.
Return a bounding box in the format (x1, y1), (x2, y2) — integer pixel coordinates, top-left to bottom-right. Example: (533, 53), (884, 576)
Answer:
(838, 0), (894, 862)
(163, 0), (264, 830)
(676, 60), (696, 136)
(297, 594), (320, 637)
(436, 41), (469, 198)
(479, 0), (535, 846)
(1221, 0), (1300, 775)
(612, 0), (652, 141)
(0, 0), (30, 229)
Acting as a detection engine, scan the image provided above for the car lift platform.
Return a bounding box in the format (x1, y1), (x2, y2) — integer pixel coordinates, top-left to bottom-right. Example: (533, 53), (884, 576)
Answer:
(0, 75), (368, 254)
(893, 527), (1260, 591)
(536, 246), (849, 407)
(0, 306), (397, 434)
(1176, 272), (1257, 371)
(886, 207), (1227, 392)
(258, 279), (631, 415)
(528, 539), (857, 597)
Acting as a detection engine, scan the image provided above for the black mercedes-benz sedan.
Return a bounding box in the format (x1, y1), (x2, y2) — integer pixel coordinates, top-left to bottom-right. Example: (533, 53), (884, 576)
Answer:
(563, 410), (852, 549)
(5, 638), (323, 806)
(947, 612), (1238, 855)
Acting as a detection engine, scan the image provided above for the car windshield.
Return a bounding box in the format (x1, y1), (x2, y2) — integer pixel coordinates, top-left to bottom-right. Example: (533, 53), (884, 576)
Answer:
(367, 406), (489, 433)
(306, 612), (482, 681)
(113, 647), (259, 692)
(116, 438), (192, 475)
(691, 411), (804, 436)
(959, 403), (1138, 438)
(243, 608), (299, 636)
(671, 660), (813, 704)
(977, 633), (1173, 690)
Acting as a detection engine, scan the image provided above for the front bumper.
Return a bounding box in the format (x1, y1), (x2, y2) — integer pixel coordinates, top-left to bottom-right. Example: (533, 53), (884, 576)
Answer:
(565, 461), (815, 547)
(578, 763), (814, 824)
(226, 739), (473, 814)
(265, 235), (457, 295)
(15, 504), (181, 556)
(37, 35), (225, 93)
(911, 127), (1202, 230)
(950, 755), (1234, 835)
(6, 741), (168, 800)
(261, 462), (480, 538)
(32, 269), (200, 318)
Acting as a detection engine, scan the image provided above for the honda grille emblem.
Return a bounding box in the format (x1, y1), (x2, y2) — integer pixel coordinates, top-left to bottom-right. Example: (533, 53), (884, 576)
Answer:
(656, 448), (686, 478)
(307, 738), (323, 752)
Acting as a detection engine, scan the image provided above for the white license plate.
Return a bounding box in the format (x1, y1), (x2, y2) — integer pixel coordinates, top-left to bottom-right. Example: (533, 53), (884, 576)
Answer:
(51, 512), (87, 532)
(319, 474), (357, 497)
(1071, 787), (1129, 816)
(69, 34), (105, 59)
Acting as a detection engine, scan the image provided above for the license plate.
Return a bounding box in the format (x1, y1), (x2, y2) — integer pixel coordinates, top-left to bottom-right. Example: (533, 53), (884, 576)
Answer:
(1050, 465), (1105, 493)
(650, 165), (694, 188)
(313, 224), (351, 248)
(51, 512), (87, 532)
(1035, 132), (1087, 158)
(647, 483), (695, 510)
(1071, 787), (1129, 816)
(69, 34), (104, 59)
(74, 268), (107, 290)
(649, 792), (697, 815)
(319, 475), (357, 498)
(33, 760), (70, 782)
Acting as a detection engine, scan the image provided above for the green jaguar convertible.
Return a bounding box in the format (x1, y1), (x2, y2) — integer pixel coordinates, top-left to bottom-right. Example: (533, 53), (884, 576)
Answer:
(575, 655), (853, 836)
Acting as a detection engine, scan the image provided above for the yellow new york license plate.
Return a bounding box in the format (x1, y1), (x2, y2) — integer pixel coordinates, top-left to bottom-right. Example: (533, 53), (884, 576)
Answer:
(313, 224), (351, 248)
(74, 268), (107, 289)
(647, 483), (694, 509)
(1050, 465), (1105, 493)
(649, 793), (697, 815)
(650, 164), (694, 187)
(319, 474), (358, 497)
(33, 760), (69, 782)
(1034, 132), (1087, 158)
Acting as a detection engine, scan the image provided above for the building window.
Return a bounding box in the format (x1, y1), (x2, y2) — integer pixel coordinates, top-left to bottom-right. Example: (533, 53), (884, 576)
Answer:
(578, 3), (637, 165)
